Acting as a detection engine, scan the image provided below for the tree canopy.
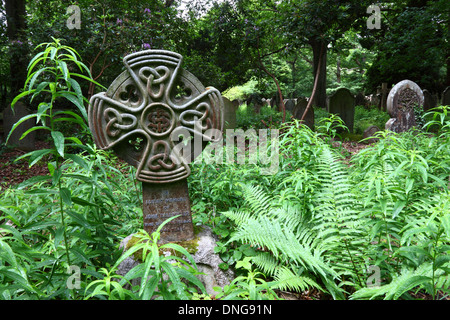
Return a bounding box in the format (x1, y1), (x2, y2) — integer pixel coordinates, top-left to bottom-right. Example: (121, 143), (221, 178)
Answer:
(0, 0), (448, 111)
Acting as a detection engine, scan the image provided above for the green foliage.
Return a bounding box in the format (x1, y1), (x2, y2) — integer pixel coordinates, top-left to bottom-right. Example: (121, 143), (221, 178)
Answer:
(213, 257), (279, 300)
(85, 215), (206, 300)
(236, 104), (284, 130)
(222, 79), (260, 101)
(353, 105), (390, 135)
(363, 3), (447, 93)
(204, 108), (450, 300)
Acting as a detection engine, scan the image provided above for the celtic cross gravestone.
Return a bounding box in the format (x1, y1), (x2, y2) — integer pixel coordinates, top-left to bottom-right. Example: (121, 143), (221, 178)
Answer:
(88, 50), (223, 242)
(385, 80), (423, 133)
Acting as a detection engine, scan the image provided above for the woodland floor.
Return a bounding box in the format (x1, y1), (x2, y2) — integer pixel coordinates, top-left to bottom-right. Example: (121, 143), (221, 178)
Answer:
(0, 140), (370, 190)
(0, 139), (446, 300)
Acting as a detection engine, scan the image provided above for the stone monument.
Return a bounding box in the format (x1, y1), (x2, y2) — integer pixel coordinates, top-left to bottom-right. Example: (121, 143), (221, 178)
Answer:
(284, 99), (296, 114)
(385, 80), (424, 133)
(222, 97), (237, 130)
(442, 86), (450, 106)
(292, 97), (314, 130)
(423, 89), (437, 112)
(88, 50), (223, 243)
(328, 88), (355, 132)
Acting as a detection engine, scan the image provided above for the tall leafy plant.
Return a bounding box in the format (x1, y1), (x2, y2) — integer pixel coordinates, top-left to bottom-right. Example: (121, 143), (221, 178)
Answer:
(6, 38), (104, 268)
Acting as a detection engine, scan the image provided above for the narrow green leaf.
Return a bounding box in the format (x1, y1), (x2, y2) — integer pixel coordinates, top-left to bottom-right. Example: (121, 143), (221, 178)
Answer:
(65, 154), (89, 170)
(58, 92), (87, 122)
(60, 188), (72, 207)
(441, 215), (450, 239)
(66, 210), (91, 228)
(54, 226), (64, 247)
(58, 60), (69, 81)
(51, 131), (65, 157)
(392, 200), (407, 219)
(5, 113), (38, 144)
(20, 126), (50, 140)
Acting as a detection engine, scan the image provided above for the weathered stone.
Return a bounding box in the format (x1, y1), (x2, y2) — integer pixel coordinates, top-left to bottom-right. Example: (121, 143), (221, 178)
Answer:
(380, 83), (389, 112)
(386, 80), (424, 133)
(3, 102), (36, 151)
(355, 92), (366, 107)
(423, 89), (437, 112)
(363, 125), (381, 144)
(143, 180), (193, 242)
(442, 86), (450, 106)
(284, 99), (296, 114)
(328, 88), (355, 132)
(270, 94), (280, 109)
(292, 98), (314, 130)
(117, 226), (234, 296)
(222, 97), (237, 130)
(88, 50), (224, 243)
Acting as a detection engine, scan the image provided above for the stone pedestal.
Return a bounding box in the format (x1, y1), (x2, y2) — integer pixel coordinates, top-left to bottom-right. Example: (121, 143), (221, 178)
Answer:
(116, 226), (234, 296)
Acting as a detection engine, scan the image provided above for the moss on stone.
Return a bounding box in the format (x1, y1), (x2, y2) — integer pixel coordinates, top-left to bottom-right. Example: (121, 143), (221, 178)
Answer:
(124, 227), (203, 262)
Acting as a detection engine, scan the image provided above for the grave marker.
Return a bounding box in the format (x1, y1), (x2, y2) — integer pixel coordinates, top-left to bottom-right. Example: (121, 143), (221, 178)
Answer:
(222, 97), (237, 130)
(328, 88), (355, 132)
(423, 89), (437, 112)
(284, 99), (296, 114)
(292, 97), (314, 130)
(88, 50), (223, 242)
(442, 86), (450, 106)
(385, 80), (423, 133)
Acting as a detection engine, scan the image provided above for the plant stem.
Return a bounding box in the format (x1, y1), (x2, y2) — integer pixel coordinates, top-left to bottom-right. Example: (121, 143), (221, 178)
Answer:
(57, 159), (71, 267)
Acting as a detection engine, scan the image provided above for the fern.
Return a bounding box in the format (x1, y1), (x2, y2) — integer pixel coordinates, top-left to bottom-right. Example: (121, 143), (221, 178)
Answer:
(350, 264), (435, 300)
(311, 144), (368, 287)
(272, 266), (321, 292)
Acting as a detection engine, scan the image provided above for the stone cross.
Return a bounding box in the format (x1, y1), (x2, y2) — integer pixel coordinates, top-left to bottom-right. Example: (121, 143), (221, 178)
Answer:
(88, 50), (223, 242)
(385, 80), (423, 133)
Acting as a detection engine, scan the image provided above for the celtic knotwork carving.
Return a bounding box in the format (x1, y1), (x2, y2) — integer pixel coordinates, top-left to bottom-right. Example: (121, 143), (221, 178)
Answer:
(88, 50), (224, 183)
(398, 88), (419, 110)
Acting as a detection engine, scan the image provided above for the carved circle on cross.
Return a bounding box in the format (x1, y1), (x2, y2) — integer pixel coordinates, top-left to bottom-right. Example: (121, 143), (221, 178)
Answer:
(88, 50), (224, 183)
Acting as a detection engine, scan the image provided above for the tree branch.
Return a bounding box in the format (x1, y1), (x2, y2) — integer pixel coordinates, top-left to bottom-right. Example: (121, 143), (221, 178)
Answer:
(301, 41), (325, 122)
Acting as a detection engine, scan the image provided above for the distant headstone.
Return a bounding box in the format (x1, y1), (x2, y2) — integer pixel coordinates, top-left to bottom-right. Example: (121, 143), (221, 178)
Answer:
(292, 98), (314, 130)
(442, 87), (450, 106)
(355, 92), (366, 107)
(380, 83), (388, 112)
(423, 89), (437, 112)
(3, 102), (36, 151)
(363, 125), (381, 144)
(88, 50), (223, 243)
(328, 88), (355, 132)
(223, 97), (237, 130)
(284, 99), (296, 114)
(385, 80), (424, 133)
(246, 94), (263, 114)
(270, 94), (280, 109)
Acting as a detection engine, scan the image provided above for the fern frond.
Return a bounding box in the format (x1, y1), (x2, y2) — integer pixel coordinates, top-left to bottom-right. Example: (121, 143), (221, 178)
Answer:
(350, 264), (433, 300)
(241, 184), (273, 216)
(251, 252), (280, 276)
(273, 266), (322, 293)
(227, 215), (336, 279)
(222, 210), (253, 227)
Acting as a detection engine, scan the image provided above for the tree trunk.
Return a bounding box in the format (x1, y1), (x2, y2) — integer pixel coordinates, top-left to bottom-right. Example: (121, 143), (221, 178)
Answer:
(309, 38), (328, 109)
(301, 42), (324, 122)
(5, 0), (28, 105)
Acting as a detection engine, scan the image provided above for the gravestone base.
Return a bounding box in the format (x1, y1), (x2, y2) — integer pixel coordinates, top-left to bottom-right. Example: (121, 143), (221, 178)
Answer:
(117, 225), (234, 297)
